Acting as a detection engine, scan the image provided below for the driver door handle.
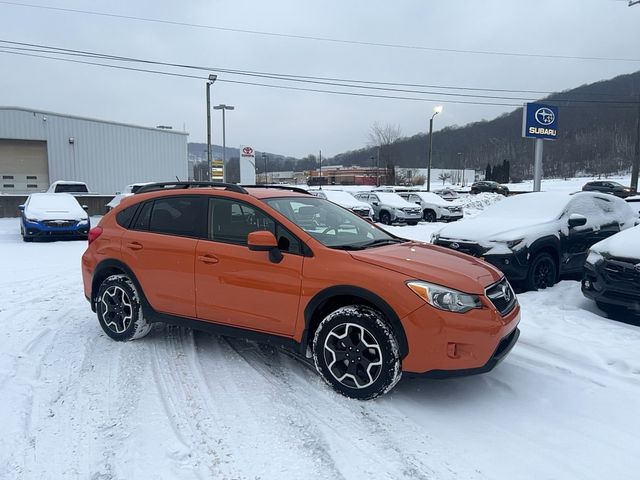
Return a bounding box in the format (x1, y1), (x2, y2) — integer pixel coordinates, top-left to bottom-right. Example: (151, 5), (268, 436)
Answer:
(126, 241), (143, 251)
(198, 254), (219, 264)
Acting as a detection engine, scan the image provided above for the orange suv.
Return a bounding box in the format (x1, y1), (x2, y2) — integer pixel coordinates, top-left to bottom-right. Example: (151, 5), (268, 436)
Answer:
(82, 182), (520, 399)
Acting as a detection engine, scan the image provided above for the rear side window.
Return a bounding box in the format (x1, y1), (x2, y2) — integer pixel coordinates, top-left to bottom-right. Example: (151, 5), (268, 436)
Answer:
(148, 196), (207, 237)
(132, 201), (153, 231)
(116, 205), (139, 229)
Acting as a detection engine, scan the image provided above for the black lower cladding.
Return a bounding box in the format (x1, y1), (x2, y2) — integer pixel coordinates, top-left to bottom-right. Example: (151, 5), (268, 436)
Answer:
(582, 258), (640, 311)
(411, 327), (520, 379)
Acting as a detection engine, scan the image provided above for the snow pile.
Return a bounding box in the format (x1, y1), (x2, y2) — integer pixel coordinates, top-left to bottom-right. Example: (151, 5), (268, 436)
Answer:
(454, 192), (504, 217)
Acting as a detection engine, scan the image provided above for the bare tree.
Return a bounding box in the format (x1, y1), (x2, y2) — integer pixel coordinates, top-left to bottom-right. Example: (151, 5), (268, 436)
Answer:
(368, 122), (402, 185)
(438, 172), (452, 185)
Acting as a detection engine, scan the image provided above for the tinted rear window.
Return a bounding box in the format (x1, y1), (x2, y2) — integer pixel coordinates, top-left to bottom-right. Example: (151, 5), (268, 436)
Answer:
(55, 184), (88, 193)
(148, 196), (206, 237)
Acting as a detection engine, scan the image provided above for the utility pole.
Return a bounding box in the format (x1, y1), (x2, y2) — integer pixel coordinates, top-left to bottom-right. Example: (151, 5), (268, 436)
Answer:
(631, 96), (640, 193)
(205, 74), (217, 181)
(318, 150), (322, 187)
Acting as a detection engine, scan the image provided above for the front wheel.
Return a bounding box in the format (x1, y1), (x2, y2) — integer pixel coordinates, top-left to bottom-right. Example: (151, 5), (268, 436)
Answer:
(313, 306), (402, 400)
(379, 211), (392, 225)
(526, 253), (557, 291)
(96, 274), (152, 341)
(423, 209), (437, 222)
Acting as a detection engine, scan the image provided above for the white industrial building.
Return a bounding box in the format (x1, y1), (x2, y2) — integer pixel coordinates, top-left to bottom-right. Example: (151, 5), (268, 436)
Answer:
(0, 107), (188, 194)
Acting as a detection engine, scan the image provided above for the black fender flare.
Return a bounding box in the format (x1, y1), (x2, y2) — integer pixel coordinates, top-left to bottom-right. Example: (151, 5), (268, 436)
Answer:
(91, 259), (151, 311)
(302, 285), (409, 359)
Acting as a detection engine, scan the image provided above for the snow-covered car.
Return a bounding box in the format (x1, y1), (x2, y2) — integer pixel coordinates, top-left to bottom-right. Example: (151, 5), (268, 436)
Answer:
(433, 188), (461, 201)
(47, 180), (90, 194)
(353, 191), (422, 225)
(105, 182), (155, 212)
(310, 189), (373, 219)
(398, 191), (463, 222)
(626, 195), (640, 216)
(582, 225), (640, 317)
(19, 193), (90, 241)
(432, 192), (638, 291)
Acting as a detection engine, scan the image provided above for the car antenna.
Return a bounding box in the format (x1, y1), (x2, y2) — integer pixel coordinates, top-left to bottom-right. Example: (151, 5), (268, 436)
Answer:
(175, 176), (181, 181)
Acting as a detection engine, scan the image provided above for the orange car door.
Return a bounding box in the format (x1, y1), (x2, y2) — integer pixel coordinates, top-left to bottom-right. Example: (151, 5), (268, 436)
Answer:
(121, 196), (207, 318)
(195, 197), (304, 336)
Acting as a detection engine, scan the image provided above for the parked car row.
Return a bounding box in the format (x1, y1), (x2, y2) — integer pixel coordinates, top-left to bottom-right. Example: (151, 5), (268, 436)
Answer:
(430, 191), (640, 318)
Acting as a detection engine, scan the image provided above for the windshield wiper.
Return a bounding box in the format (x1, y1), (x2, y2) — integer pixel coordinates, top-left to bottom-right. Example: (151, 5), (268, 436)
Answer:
(361, 238), (406, 248)
(330, 244), (367, 251)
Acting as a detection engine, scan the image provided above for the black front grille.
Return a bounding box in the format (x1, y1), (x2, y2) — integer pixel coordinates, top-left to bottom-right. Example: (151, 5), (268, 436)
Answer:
(435, 239), (486, 257)
(352, 208), (370, 217)
(485, 278), (517, 316)
(42, 220), (77, 228)
(601, 257), (640, 292)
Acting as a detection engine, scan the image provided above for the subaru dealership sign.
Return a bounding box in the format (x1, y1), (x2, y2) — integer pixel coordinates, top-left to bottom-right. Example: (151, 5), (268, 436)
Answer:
(522, 102), (559, 140)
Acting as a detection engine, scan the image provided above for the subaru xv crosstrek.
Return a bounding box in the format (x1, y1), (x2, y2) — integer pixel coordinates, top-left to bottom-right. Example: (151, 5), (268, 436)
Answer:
(82, 182), (520, 400)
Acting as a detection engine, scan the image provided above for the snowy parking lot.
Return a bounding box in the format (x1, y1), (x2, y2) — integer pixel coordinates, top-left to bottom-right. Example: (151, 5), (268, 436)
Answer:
(1, 215), (639, 480)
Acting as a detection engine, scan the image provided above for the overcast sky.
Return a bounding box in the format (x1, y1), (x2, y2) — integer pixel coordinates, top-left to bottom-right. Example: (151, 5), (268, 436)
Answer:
(1, 0), (639, 158)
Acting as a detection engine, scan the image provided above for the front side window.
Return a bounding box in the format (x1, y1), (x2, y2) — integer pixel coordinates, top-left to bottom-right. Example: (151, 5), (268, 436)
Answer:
(265, 196), (401, 249)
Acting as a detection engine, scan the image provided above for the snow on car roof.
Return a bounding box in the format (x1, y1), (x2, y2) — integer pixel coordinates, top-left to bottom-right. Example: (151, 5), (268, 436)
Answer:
(478, 192), (572, 221)
(28, 192), (81, 209)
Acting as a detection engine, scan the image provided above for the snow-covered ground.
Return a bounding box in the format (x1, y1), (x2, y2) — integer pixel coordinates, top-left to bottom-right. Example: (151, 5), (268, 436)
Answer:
(1, 216), (639, 480)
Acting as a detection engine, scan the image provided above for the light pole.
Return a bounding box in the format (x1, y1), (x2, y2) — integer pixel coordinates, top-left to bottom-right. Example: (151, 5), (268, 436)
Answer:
(213, 104), (235, 182)
(457, 152), (463, 185)
(262, 153), (268, 184)
(427, 105), (443, 192)
(206, 74), (217, 181)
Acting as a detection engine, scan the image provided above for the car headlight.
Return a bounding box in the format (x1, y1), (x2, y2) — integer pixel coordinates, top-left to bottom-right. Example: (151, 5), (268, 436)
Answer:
(26, 217), (39, 223)
(496, 238), (524, 249)
(441, 208), (450, 214)
(431, 233), (440, 243)
(586, 250), (604, 266)
(78, 218), (89, 225)
(407, 281), (482, 313)
(395, 208), (405, 215)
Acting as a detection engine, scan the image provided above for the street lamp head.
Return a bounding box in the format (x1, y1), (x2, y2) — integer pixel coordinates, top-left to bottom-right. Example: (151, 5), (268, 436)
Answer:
(433, 105), (443, 115)
(214, 104), (235, 110)
(208, 74), (218, 83)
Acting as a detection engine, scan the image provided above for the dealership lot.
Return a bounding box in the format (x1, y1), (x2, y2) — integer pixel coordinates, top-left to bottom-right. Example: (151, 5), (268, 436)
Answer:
(1, 215), (639, 480)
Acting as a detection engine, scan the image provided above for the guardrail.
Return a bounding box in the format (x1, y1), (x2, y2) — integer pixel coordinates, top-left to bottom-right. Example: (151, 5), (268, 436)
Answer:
(0, 195), (115, 218)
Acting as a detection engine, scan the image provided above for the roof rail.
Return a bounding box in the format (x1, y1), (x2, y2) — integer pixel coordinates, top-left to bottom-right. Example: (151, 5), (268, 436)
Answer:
(241, 185), (311, 195)
(135, 181), (248, 195)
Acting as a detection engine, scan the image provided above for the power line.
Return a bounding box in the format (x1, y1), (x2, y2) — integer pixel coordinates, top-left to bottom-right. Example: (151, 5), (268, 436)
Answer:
(1, 1), (640, 63)
(1, 39), (638, 106)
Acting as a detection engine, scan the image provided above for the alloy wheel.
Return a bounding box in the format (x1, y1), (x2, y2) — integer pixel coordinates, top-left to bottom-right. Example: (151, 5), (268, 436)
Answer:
(100, 286), (133, 334)
(323, 323), (383, 389)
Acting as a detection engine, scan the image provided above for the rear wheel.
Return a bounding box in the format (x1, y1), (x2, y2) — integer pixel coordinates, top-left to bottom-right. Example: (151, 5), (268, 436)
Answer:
(313, 305), (401, 400)
(423, 209), (437, 222)
(526, 253), (557, 291)
(379, 211), (391, 225)
(96, 274), (152, 341)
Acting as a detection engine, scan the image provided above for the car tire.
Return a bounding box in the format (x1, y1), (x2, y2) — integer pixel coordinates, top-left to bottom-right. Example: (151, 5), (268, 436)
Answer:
(313, 305), (402, 400)
(470, 189), (478, 195)
(526, 253), (557, 291)
(379, 211), (392, 225)
(96, 274), (152, 341)
(423, 209), (437, 222)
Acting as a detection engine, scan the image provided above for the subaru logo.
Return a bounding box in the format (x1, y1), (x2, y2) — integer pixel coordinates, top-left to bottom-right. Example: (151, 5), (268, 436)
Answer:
(535, 107), (555, 126)
(450, 242), (460, 250)
(501, 284), (512, 302)
(635, 263), (640, 273)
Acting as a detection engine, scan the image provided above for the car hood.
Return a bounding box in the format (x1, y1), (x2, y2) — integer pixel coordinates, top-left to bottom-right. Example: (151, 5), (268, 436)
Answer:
(349, 241), (503, 294)
(437, 217), (555, 244)
(591, 225), (640, 259)
(26, 205), (87, 221)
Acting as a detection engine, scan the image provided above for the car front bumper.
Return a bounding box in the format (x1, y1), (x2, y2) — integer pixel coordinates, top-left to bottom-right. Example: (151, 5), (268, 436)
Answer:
(582, 262), (640, 312)
(400, 298), (521, 375)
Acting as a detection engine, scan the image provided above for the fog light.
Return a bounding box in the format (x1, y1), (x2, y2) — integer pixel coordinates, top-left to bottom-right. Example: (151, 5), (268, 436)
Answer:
(584, 279), (592, 289)
(504, 258), (510, 265)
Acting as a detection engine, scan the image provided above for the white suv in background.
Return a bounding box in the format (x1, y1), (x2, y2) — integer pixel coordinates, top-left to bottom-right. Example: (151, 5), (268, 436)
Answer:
(310, 189), (374, 220)
(354, 191), (422, 225)
(398, 191), (463, 223)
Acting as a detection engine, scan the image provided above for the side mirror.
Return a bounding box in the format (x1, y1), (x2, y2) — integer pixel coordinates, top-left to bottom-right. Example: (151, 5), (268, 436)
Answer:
(568, 213), (587, 228)
(82, 205), (89, 211)
(18, 204), (25, 212)
(247, 230), (282, 263)
(372, 201), (379, 206)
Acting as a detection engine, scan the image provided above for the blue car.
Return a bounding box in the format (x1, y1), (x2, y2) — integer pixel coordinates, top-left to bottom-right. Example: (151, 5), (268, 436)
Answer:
(19, 193), (90, 242)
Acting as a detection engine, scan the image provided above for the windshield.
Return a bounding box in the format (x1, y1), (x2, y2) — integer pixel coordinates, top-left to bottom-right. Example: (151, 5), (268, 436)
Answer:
(264, 196), (402, 249)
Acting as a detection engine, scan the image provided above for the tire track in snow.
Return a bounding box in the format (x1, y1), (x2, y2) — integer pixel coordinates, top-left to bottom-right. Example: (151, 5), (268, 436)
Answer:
(218, 337), (469, 480)
(149, 327), (231, 480)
